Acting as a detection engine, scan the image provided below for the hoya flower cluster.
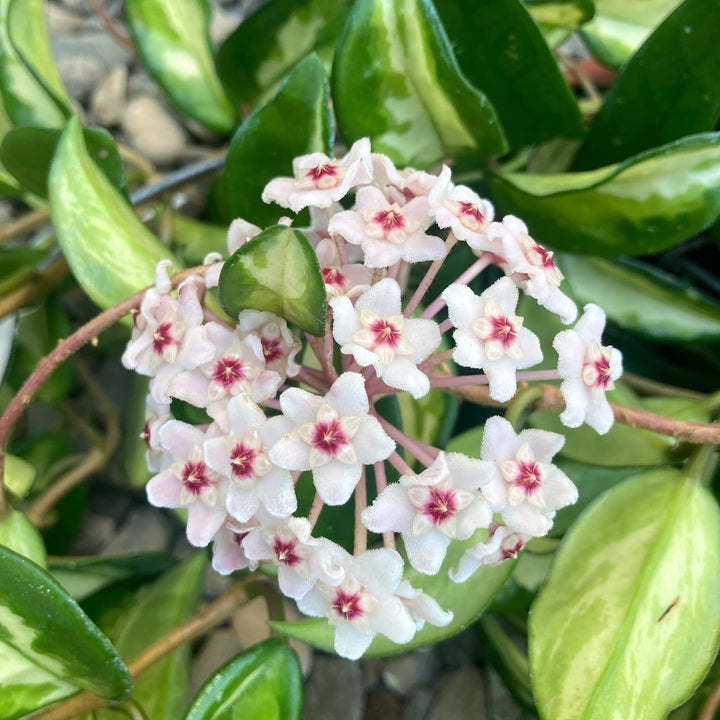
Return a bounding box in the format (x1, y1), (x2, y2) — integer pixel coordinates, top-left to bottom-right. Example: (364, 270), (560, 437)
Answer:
(122, 138), (622, 660)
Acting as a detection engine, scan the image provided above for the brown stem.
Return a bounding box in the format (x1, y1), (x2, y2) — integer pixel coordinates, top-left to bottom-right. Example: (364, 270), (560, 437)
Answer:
(0, 207), (51, 246)
(88, 0), (135, 52)
(354, 467), (367, 555)
(444, 380), (720, 444)
(0, 266), (208, 517)
(0, 256), (69, 320)
(699, 673), (720, 720)
(25, 360), (121, 526)
(28, 584), (248, 720)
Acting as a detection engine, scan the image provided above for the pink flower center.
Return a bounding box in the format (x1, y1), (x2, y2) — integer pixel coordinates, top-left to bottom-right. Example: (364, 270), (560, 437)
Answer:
(261, 336), (283, 363)
(584, 355), (612, 389)
(488, 315), (518, 348)
(331, 589), (364, 621)
(232, 531), (248, 546)
(422, 487), (458, 525)
(458, 201), (485, 225)
(512, 461), (544, 496)
(369, 319), (402, 348)
(306, 163), (340, 188)
(501, 537), (525, 560)
(272, 537), (301, 566)
(322, 267), (346, 288)
(152, 322), (175, 355)
(140, 420), (151, 448)
(181, 460), (213, 496)
(229, 443), (257, 480)
(311, 419), (349, 456)
(373, 209), (406, 233)
(212, 357), (246, 389)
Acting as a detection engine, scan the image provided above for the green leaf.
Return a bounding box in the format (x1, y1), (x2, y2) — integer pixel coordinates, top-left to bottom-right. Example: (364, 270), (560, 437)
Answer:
(489, 133), (720, 256)
(529, 468), (720, 719)
(124, 375), (153, 489)
(0, 545), (132, 720)
(332, 0), (507, 168)
(0, 510), (47, 566)
(49, 116), (179, 311)
(218, 225), (327, 336)
(125, 0), (236, 134)
(0, 311), (15, 382)
(434, 0), (585, 149)
(172, 214), (228, 266)
(49, 553), (177, 602)
(271, 531), (513, 656)
(558, 255), (720, 343)
(96, 553), (206, 720)
(217, 0), (353, 107)
(529, 382), (711, 466)
(0, 125), (128, 198)
(574, 0), (720, 170)
(523, 0), (595, 28)
(223, 53), (333, 226)
(0, 0), (70, 127)
(184, 638), (303, 720)
(580, 0), (682, 67)
(3, 454), (36, 499)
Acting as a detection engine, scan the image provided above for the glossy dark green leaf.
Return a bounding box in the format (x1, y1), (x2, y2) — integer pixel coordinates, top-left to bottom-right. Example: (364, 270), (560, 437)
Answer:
(0, 0), (70, 127)
(558, 254), (720, 343)
(434, 0), (584, 149)
(49, 116), (178, 311)
(523, 0), (595, 28)
(489, 133), (720, 255)
(530, 468), (720, 719)
(184, 638), (303, 720)
(529, 382), (711, 466)
(125, 0), (236, 133)
(124, 374), (153, 489)
(218, 225), (327, 336)
(217, 0), (353, 107)
(172, 214), (228, 265)
(332, 0), (507, 168)
(96, 553), (206, 720)
(0, 509), (47, 566)
(49, 553), (177, 602)
(271, 531), (514, 656)
(1, 125), (128, 198)
(574, 0), (720, 170)
(580, 0), (682, 67)
(223, 53), (332, 226)
(0, 545), (132, 720)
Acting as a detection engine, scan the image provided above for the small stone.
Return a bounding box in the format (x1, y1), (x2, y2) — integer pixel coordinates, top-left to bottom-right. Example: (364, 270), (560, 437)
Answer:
(427, 667), (488, 720)
(56, 55), (105, 103)
(90, 66), (127, 126)
(231, 595), (271, 648)
(58, 0), (92, 13)
(69, 511), (116, 555)
(304, 655), (364, 720)
(365, 691), (401, 720)
(121, 96), (188, 166)
(436, 627), (481, 670)
(47, 4), (85, 34)
(210, 5), (241, 44)
(382, 648), (439, 695)
(190, 627), (243, 695)
(102, 506), (174, 555)
(402, 687), (433, 720)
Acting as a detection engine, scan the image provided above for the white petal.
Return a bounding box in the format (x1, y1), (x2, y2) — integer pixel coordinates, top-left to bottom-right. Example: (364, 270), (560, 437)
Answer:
(361, 484), (415, 533)
(403, 531), (451, 575)
(313, 462), (362, 505)
(352, 417), (395, 464)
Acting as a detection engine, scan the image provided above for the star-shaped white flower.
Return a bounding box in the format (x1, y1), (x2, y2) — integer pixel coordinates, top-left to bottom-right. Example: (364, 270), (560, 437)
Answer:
(479, 416), (577, 537)
(268, 373), (394, 505)
(428, 165), (495, 249)
(297, 547), (416, 659)
(316, 238), (372, 299)
(553, 303), (623, 434)
(262, 138), (373, 212)
(211, 518), (259, 575)
(394, 580), (453, 630)
(450, 524), (530, 583)
(236, 310), (301, 380)
(361, 452), (492, 575)
(328, 186), (446, 268)
(489, 216), (577, 324)
(442, 277), (543, 402)
(205, 394), (296, 522)
(330, 279), (441, 399)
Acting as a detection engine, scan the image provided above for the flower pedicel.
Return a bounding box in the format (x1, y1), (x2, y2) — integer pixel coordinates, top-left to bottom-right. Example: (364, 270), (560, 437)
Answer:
(122, 138), (622, 660)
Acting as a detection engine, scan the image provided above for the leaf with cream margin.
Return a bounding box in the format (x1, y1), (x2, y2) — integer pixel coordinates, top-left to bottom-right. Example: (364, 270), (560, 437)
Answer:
(530, 467), (720, 719)
(332, 0), (507, 168)
(0, 545), (132, 720)
(0, 510), (47, 566)
(489, 133), (720, 256)
(49, 116), (178, 311)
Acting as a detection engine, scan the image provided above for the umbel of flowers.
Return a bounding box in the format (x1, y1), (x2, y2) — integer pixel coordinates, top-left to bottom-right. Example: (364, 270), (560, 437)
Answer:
(122, 138), (622, 660)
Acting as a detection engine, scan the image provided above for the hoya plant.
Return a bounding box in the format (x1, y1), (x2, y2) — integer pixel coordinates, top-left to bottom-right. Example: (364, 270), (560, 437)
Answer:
(0, 0), (719, 719)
